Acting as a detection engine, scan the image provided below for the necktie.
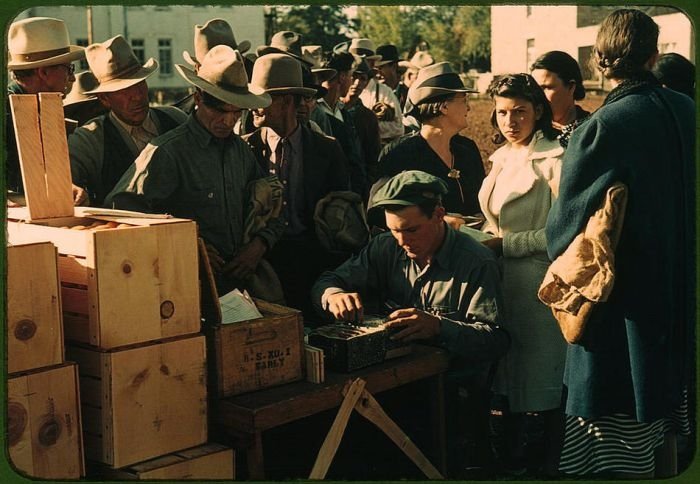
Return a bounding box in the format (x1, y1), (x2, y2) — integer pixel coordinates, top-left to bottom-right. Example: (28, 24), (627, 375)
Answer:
(132, 125), (152, 152)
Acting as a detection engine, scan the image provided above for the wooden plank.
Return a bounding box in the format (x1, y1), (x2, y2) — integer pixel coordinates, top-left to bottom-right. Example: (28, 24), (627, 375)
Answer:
(63, 313), (91, 344)
(102, 335), (208, 467)
(9, 94), (50, 218)
(66, 344), (103, 378)
(153, 222), (200, 338)
(214, 345), (449, 433)
(92, 227), (162, 348)
(38, 92), (73, 216)
(91, 444), (234, 480)
(7, 242), (64, 374)
(61, 285), (89, 315)
(57, 255), (89, 285)
(7, 221), (90, 258)
(352, 388), (442, 479)
(7, 363), (84, 478)
(309, 378), (366, 479)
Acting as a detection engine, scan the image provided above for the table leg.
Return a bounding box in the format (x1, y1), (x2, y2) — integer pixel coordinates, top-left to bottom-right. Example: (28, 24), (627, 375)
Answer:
(430, 373), (447, 475)
(246, 430), (265, 479)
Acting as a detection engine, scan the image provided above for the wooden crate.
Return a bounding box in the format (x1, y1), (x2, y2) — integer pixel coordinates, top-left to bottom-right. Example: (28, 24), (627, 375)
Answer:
(90, 443), (234, 480)
(66, 334), (208, 468)
(7, 362), (85, 479)
(7, 209), (200, 349)
(205, 299), (305, 397)
(7, 242), (64, 374)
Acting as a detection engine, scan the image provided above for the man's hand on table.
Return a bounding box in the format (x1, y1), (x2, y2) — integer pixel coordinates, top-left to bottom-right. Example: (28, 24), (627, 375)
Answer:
(326, 292), (364, 323)
(385, 308), (440, 342)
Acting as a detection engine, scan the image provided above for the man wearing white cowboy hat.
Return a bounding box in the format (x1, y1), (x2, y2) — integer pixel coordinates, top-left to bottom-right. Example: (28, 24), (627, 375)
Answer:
(6, 16), (85, 198)
(174, 18), (253, 115)
(68, 35), (186, 206)
(105, 45), (285, 297)
(348, 38), (404, 144)
(243, 53), (350, 320)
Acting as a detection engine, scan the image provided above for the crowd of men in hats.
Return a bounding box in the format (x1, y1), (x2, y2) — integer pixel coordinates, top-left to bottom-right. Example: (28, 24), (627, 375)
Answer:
(6, 10), (694, 481)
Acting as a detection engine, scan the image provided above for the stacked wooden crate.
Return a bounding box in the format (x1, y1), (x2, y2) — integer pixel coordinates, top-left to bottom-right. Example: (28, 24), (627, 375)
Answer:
(6, 92), (233, 480)
(6, 241), (85, 479)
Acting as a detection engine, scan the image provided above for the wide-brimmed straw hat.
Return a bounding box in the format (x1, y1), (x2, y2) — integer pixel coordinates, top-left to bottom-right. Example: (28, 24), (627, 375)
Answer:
(251, 53), (316, 97)
(256, 31), (312, 67)
(176, 45), (271, 109)
(84, 35), (158, 94)
(374, 44), (400, 67)
(408, 61), (478, 106)
(348, 38), (381, 61)
(301, 45), (336, 83)
(7, 17), (85, 70)
(63, 71), (99, 107)
(399, 51), (435, 71)
(182, 18), (251, 66)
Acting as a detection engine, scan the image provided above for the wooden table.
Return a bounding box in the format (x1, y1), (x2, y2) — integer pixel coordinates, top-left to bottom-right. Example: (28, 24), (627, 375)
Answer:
(212, 344), (450, 479)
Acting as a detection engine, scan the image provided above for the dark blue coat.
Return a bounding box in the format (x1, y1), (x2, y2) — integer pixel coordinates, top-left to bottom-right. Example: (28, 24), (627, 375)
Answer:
(545, 78), (695, 422)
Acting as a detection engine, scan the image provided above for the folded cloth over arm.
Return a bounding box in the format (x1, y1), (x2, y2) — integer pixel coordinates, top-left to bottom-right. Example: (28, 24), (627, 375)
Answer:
(538, 182), (628, 344)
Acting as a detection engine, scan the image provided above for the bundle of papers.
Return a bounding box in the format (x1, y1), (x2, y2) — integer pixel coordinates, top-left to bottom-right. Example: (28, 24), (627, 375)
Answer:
(219, 289), (263, 324)
(305, 344), (325, 383)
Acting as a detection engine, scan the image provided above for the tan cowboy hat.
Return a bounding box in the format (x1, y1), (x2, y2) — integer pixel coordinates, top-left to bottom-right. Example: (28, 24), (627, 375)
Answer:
(256, 31), (312, 67)
(251, 53), (316, 97)
(408, 61), (478, 106)
(399, 51), (435, 70)
(348, 38), (381, 61)
(7, 17), (85, 70)
(301, 45), (336, 83)
(182, 18), (251, 66)
(84, 35), (158, 94)
(63, 71), (99, 107)
(176, 45), (271, 109)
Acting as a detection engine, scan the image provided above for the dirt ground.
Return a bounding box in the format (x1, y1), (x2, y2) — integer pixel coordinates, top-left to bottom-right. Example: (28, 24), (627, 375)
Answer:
(461, 94), (606, 171)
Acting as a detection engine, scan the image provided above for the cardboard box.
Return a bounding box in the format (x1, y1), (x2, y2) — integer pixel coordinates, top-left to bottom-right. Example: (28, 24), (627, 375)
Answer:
(7, 362), (85, 479)
(90, 443), (234, 480)
(205, 299), (304, 397)
(8, 211), (200, 349)
(66, 334), (208, 468)
(7, 242), (64, 374)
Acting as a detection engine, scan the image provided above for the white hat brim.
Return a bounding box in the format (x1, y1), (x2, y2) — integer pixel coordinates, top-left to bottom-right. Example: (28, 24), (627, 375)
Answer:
(175, 63), (272, 109)
(8, 45), (85, 70)
(84, 58), (159, 94)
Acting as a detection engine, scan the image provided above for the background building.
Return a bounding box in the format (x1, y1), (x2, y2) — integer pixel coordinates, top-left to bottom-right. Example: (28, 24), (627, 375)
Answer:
(14, 5), (265, 102)
(491, 5), (694, 91)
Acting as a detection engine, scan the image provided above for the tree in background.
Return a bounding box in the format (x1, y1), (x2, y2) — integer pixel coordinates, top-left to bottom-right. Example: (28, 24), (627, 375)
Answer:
(274, 5), (357, 52)
(357, 5), (490, 72)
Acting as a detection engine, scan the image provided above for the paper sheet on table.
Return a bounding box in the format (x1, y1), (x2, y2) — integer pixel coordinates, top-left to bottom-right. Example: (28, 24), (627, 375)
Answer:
(219, 289), (263, 324)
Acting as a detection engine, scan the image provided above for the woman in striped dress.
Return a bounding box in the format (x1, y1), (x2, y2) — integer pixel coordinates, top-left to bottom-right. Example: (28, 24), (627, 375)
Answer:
(545, 9), (694, 478)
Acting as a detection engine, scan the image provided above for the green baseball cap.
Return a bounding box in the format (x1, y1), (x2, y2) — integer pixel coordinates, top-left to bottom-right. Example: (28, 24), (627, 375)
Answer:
(371, 170), (448, 208)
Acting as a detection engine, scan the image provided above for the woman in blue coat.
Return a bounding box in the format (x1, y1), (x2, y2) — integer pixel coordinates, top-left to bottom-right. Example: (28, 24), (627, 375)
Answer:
(545, 9), (694, 478)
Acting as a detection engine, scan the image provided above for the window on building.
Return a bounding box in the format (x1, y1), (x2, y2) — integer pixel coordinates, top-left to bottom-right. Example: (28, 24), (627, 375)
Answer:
(526, 39), (536, 68)
(660, 42), (678, 53)
(578, 46), (596, 81)
(76, 38), (89, 71)
(526, 6), (533, 17)
(131, 39), (145, 66)
(158, 39), (172, 76)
